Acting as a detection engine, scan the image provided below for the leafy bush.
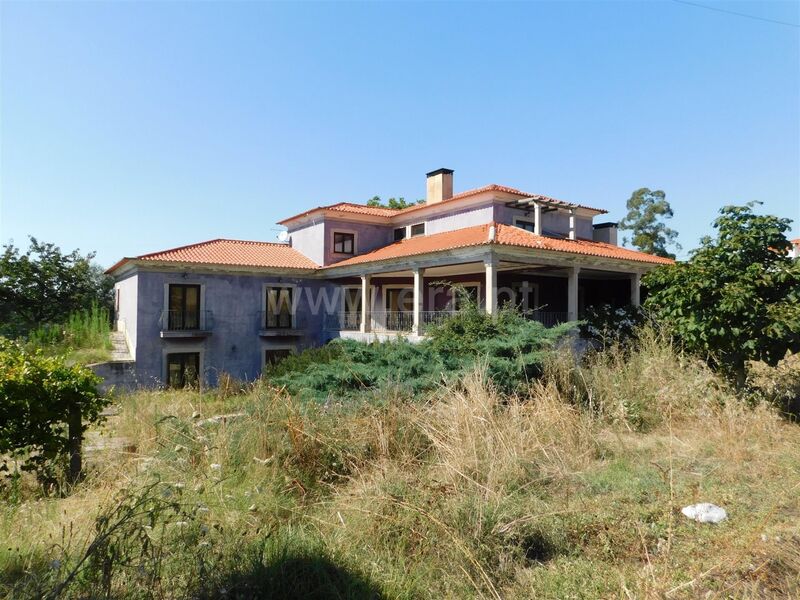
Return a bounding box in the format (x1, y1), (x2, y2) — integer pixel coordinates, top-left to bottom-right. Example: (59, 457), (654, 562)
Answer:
(263, 306), (575, 399)
(579, 304), (644, 345)
(27, 303), (113, 360)
(0, 338), (107, 489)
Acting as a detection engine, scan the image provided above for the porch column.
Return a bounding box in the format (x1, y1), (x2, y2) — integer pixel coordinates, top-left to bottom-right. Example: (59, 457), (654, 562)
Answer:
(568, 209), (576, 240)
(412, 267), (425, 335)
(360, 274), (371, 333)
(567, 265), (580, 321)
(534, 203), (542, 235)
(630, 272), (641, 307)
(485, 257), (498, 315)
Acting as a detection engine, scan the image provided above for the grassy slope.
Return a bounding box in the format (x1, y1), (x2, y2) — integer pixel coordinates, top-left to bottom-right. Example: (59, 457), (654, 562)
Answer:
(2, 335), (799, 599)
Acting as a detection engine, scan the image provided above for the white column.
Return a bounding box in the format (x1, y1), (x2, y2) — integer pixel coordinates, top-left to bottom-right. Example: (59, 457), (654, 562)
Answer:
(568, 209), (576, 240)
(360, 274), (371, 333)
(534, 203), (542, 235)
(412, 267), (425, 335)
(567, 266), (580, 321)
(630, 272), (641, 307)
(485, 257), (498, 315)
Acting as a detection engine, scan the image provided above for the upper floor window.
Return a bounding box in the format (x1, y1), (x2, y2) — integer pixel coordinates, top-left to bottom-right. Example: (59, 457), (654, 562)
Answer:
(333, 232), (355, 254)
(168, 284), (200, 330)
(393, 227), (406, 241)
(410, 223), (425, 237)
(265, 286), (294, 329)
(515, 218), (536, 233)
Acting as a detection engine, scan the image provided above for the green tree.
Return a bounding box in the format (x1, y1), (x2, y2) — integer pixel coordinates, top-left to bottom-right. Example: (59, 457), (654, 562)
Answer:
(0, 338), (107, 488)
(366, 196), (425, 209)
(0, 237), (113, 336)
(644, 203), (800, 387)
(619, 188), (681, 258)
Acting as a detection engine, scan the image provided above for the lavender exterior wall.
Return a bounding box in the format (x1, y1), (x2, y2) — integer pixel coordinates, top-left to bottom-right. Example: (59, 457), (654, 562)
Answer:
(423, 204), (495, 235)
(132, 269), (336, 387)
(114, 273), (138, 356)
(493, 205), (594, 239)
(323, 219), (393, 266)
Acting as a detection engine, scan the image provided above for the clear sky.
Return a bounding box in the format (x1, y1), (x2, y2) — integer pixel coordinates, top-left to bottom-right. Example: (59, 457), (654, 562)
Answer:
(1, 0), (798, 267)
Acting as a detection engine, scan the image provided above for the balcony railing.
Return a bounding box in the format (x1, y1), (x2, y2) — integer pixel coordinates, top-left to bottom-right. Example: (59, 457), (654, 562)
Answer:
(258, 311), (305, 335)
(526, 310), (569, 328)
(372, 311), (413, 332)
(160, 309), (213, 333)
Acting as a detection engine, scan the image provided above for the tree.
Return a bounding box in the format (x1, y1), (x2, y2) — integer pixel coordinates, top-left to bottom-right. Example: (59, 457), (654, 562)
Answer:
(644, 203), (800, 387)
(366, 196), (425, 209)
(0, 237), (113, 336)
(0, 338), (107, 488)
(619, 188), (681, 258)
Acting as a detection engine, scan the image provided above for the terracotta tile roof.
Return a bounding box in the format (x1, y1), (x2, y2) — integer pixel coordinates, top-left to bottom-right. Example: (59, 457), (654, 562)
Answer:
(106, 239), (318, 273)
(326, 223), (673, 268)
(278, 185), (606, 224)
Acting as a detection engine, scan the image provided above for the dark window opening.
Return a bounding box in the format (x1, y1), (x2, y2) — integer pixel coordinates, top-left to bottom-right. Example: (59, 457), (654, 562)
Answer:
(410, 223), (425, 237)
(168, 284), (201, 330)
(265, 348), (293, 367)
(453, 285), (480, 311)
(516, 219), (536, 233)
(167, 352), (199, 389)
(394, 227), (406, 241)
(265, 286), (294, 329)
(385, 288), (413, 313)
(333, 232), (355, 254)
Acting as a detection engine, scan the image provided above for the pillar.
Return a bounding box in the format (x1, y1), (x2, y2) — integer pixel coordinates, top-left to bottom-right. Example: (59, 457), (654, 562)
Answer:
(630, 272), (641, 307)
(567, 266), (580, 321)
(360, 274), (371, 333)
(412, 267), (425, 335)
(485, 257), (498, 315)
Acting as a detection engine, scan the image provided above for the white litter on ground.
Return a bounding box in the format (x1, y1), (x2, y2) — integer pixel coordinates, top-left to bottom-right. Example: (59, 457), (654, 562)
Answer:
(681, 503), (727, 524)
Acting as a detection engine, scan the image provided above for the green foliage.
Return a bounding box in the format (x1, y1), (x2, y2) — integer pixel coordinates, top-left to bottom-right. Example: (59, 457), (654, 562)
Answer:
(0, 237), (113, 337)
(366, 195), (425, 209)
(264, 306), (575, 399)
(618, 188), (680, 258)
(579, 304), (645, 345)
(27, 302), (113, 360)
(644, 202), (800, 385)
(0, 338), (107, 488)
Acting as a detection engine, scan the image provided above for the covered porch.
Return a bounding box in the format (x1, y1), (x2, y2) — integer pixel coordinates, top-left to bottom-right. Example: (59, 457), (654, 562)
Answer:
(323, 251), (643, 338)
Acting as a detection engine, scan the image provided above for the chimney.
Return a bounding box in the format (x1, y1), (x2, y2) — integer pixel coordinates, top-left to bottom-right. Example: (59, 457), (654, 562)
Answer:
(426, 168), (454, 204)
(593, 222), (618, 245)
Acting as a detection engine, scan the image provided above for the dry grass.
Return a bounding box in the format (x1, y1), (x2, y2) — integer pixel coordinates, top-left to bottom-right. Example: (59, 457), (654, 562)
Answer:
(2, 334), (799, 599)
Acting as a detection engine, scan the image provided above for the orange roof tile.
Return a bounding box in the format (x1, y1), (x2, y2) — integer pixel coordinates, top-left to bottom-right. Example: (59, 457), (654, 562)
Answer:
(278, 185), (606, 224)
(326, 223), (673, 268)
(106, 239), (318, 273)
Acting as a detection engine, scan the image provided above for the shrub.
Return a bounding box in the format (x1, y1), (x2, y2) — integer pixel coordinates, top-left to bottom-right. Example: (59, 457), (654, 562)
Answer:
(0, 338), (107, 490)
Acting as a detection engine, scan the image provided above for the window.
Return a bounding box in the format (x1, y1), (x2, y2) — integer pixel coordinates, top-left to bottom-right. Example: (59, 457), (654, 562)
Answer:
(393, 227), (406, 241)
(265, 286), (294, 329)
(333, 232), (355, 254)
(453, 284), (480, 311)
(385, 288), (413, 313)
(410, 223), (425, 237)
(265, 348), (293, 367)
(515, 219), (536, 233)
(168, 284), (200, 330)
(167, 352), (199, 389)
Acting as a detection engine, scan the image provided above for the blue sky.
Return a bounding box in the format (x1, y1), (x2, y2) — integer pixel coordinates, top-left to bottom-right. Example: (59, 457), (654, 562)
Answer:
(1, 0), (798, 267)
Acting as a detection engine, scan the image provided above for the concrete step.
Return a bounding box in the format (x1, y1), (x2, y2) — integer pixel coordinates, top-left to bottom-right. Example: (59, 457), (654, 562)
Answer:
(109, 332), (132, 361)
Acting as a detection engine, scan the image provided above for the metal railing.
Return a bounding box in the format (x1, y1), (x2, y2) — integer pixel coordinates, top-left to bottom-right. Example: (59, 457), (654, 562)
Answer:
(160, 309), (213, 331)
(526, 310), (569, 328)
(258, 310), (304, 330)
(371, 311), (413, 332)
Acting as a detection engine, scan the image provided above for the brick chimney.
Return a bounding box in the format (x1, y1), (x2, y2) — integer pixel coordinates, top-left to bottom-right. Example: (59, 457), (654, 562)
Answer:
(426, 168), (454, 204)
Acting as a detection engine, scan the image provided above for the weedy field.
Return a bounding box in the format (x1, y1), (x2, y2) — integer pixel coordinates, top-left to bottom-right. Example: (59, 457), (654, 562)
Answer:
(1, 331), (799, 599)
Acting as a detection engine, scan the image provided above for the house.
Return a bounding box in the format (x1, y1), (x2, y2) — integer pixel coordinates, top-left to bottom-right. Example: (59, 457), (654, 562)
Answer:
(107, 168), (674, 388)
(790, 238), (800, 259)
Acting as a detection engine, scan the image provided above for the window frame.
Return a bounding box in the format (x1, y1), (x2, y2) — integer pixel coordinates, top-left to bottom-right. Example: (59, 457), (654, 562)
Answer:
(263, 345), (296, 368)
(262, 283), (297, 330)
(165, 351), (201, 389)
(513, 216), (537, 233)
(409, 223), (425, 237)
(393, 227), (407, 242)
(331, 230), (356, 255)
(163, 282), (205, 331)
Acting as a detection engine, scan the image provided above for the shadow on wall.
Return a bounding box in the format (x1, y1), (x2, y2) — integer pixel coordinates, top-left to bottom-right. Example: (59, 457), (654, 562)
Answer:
(196, 551), (384, 600)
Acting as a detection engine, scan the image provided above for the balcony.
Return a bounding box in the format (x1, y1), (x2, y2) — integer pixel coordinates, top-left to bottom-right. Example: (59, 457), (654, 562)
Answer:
(160, 310), (213, 338)
(258, 311), (305, 337)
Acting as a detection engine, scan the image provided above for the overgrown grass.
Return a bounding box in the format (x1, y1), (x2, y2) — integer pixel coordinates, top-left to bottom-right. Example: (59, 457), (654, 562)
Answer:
(2, 328), (799, 599)
(25, 303), (112, 364)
